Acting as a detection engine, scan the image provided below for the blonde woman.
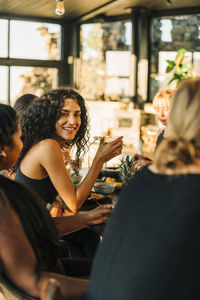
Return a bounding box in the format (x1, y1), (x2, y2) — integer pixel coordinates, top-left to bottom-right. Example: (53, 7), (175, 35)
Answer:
(152, 88), (174, 147)
(134, 89), (174, 168)
(87, 79), (200, 300)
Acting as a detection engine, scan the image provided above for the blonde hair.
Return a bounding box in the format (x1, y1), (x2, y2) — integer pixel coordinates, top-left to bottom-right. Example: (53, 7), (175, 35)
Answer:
(154, 79), (200, 173)
(153, 89), (174, 112)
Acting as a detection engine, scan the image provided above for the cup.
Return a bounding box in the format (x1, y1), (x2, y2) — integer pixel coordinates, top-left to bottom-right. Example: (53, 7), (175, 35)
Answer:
(103, 136), (122, 168)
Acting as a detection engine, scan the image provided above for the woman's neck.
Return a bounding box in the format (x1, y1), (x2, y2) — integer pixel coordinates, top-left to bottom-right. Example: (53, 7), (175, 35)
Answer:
(53, 135), (66, 147)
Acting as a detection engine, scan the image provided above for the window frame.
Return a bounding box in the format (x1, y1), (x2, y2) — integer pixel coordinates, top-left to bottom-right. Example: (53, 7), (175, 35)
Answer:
(0, 15), (64, 104)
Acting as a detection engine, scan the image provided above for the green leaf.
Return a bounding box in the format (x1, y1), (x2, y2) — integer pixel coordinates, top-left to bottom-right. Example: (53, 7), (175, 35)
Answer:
(168, 77), (176, 85)
(166, 65), (174, 73)
(176, 48), (187, 57)
(166, 60), (175, 66)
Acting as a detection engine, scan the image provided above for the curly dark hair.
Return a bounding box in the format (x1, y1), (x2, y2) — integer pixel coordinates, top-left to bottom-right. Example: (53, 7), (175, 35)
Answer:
(0, 103), (19, 149)
(16, 87), (90, 170)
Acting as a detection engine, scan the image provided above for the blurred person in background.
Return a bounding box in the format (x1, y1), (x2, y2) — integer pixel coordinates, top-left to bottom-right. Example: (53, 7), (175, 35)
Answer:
(87, 79), (200, 300)
(134, 89), (174, 168)
(153, 89), (174, 148)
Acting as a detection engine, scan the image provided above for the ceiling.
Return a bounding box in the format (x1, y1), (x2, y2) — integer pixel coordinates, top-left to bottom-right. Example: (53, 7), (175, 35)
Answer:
(0, 0), (199, 22)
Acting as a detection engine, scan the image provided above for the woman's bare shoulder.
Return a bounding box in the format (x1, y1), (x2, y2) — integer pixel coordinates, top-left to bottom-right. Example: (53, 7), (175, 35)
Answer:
(33, 139), (63, 167)
(32, 139), (61, 154)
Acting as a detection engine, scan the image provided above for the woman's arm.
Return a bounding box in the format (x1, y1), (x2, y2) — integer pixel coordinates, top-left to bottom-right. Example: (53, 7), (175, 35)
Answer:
(53, 204), (113, 236)
(0, 205), (39, 297)
(0, 204), (88, 299)
(36, 138), (122, 212)
(37, 139), (79, 212)
(76, 137), (123, 203)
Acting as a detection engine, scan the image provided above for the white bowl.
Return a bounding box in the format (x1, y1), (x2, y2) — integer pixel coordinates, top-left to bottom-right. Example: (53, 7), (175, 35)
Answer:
(94, 182), (115, 194)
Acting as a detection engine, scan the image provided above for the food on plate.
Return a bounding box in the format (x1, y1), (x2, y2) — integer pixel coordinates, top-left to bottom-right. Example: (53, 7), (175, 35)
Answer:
(106, 177), (123, 187)
(90, 192), (103, 199)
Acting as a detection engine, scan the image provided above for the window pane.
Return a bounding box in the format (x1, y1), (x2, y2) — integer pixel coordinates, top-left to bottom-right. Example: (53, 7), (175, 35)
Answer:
(0, 19), (8, 57)
(150, 14), (200, 100)
(10, 21), (61, 60)
(79, 21), (132, 101)
(0, 66), (8, 103)
(105, 78), (130, 97)
(10, 66), (58, 105)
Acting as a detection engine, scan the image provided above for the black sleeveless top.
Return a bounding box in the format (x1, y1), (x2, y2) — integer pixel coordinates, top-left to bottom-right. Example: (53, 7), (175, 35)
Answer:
(15, 168), (58, 205)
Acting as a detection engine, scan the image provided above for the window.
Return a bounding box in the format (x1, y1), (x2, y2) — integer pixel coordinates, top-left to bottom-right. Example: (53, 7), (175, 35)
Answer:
(10, 67), (58, 105)
(0, 18), (61, 105)
(150, 14), (200, 100)
(79, 21), (132, 101)
(10, 21), (61, 60)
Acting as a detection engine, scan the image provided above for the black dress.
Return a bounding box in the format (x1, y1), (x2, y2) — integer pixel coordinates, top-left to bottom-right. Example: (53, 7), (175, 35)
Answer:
(87, 166), (200, 300)
(15, 167), (100, 259)
(15, 167), (57, 205)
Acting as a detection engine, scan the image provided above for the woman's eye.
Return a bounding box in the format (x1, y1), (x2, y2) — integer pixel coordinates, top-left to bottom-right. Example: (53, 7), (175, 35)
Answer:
(61, 113), (69, 117)
(75, 113), (81, 117)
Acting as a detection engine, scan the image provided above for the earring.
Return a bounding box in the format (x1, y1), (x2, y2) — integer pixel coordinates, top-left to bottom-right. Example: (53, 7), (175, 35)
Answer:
(0, 151), (7, 158)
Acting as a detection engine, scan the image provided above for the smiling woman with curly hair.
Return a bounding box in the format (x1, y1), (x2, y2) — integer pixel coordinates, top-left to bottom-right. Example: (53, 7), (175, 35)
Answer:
(17, 88), (90, 174)
(15, 87), (123, 213)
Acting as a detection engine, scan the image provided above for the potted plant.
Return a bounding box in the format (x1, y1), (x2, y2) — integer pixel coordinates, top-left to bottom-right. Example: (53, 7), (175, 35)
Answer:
(165, 48), (193, 87)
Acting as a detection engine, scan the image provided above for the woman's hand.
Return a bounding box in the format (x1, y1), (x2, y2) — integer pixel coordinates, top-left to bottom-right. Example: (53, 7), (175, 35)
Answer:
(50, 199), (63, 218)
(94, 136), (123, 164)
(133, 153), (152, 170)
(86, 204), (114, 225)
(75, 137), (122, 209)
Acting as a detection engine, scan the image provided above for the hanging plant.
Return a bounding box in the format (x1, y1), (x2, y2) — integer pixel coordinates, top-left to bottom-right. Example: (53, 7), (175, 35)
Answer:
(165, 48), (193, 87)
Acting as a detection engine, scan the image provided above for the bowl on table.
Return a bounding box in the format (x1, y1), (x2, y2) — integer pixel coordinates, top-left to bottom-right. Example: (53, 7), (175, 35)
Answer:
(93, 182), (115, 195)
(71, 174), (82, 184)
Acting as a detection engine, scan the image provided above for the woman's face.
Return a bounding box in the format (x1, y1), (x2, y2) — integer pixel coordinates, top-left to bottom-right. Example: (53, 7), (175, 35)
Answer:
(55, 98), (81, 143)
(2, 124), (23, 169)
(155, 108), (170, 126)
(154, 97), (171, 126)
